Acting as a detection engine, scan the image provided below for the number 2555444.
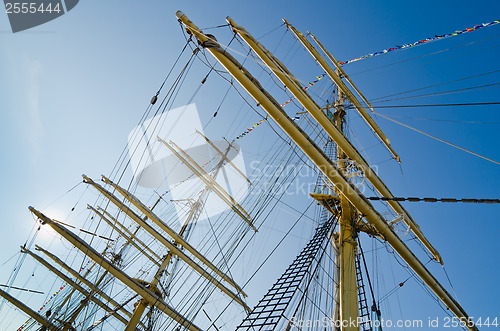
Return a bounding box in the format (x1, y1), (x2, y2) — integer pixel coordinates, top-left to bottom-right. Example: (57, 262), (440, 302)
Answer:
(5, 2), (61, 14)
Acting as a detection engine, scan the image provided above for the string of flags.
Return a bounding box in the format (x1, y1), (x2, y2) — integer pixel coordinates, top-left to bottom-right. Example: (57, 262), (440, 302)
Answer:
(235, 20), (500, 140)
(235, 115), (301, 140)
(18, 259), (93, 330)
(338, 20), (500, 65)
(236, 117), (270, 140)
(15, 21), (500, 328)
(18, 211), (136, 330)
(161, 155), (221, 196)
(235, 75), (326, 140)
(13, 19), (500, 330)
(279, 75), (327, 108)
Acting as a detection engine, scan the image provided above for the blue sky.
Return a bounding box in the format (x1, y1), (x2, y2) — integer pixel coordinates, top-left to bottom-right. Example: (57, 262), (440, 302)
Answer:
(1, 0), (499, 329)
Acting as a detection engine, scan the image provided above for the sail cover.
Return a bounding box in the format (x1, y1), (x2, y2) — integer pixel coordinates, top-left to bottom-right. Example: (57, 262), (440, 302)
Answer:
(127, 103), (249, 224)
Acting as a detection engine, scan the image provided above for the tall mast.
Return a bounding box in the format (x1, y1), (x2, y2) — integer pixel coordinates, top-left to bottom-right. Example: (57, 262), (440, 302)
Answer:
(34, 244), (138, 328)
(29, 207), (204, 331)
(227, 17), (442, 265)
(224, 18), (357, 326)
(88, 206), (162, 265)
(21, 246), (130, 326)
(283, 19), (400, 163)
(334, 89), (360, 329)
(17, 141), (250, 330)
(124, 142), (245, 330)
(0, 287), (59, 330)
(176, 11), (477, 331)
(86, 175), (247, 302)
(196, 130), (252, 185)
(158, 138), (256, 231)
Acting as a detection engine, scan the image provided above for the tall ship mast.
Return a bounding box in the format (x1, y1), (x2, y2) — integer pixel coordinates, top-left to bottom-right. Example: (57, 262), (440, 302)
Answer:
(1, 9), (498, 331)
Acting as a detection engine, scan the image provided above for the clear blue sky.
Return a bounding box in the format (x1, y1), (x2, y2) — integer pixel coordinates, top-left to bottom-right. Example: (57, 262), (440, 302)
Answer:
(1, 0), (499, 329)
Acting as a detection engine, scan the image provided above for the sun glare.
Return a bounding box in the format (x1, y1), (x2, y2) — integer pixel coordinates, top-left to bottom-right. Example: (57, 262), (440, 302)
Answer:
(36, 208), (67, 242)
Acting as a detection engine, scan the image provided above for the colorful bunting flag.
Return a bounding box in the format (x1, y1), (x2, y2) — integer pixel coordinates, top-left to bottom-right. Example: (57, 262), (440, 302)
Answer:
(339, 21), (500, 65)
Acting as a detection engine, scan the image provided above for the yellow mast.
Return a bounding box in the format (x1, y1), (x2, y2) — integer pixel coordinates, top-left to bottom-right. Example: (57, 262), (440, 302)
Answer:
(34, 245), (136, 324)
(157, 138), (257, 231)
(94, 206), (163, 261)
(227, 17), (442, 265)
(307, 31), (376, 114)
(87, 206), (161, 266)
(334, 92), (360, 329)
(29, 207), (203, 331)
(124, 142), (248, 329)
(61, 225), (148, 330)
(330, 232), (341, 326)
(0, 287), (60, 331)
(226, 17), (359, 327)
(124, 255), (171, 331)
(176, 11), (477, 331)
(304, 29), (443, 265)
(21, 246), (130, 326)
(96, 174), (248, 302)
(283, 19), (400, 163)
(195, 130), (252, 185)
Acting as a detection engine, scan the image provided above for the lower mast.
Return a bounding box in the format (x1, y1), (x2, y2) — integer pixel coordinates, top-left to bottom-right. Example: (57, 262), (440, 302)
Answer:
(334, 90), (360, 329)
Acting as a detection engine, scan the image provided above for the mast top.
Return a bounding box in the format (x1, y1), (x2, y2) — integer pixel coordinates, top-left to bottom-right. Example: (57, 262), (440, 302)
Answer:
(283, 18), (401, 163)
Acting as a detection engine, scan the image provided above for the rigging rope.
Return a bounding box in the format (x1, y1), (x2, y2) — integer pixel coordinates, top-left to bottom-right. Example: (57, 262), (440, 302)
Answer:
(0, 285), (43, 295)
(370, 69), (500, 102)
(367, 196), (500, 204)
(362, 101), (500, 108)
(373, 113), (500, 125)
(374, 111), (500, 165)
(370, 83), (500, 104)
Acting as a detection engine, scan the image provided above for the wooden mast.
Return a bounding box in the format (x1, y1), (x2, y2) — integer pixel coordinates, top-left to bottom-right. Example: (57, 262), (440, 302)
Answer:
(124, 142), (247, 330)
(157, 138), (257, 231)
(29, 207), (204, 331)
(176, 11), (477, 331)
(195, 130), (252, 185)
(21, 246), (131, 326)
(90, 205), (162, 262)
(332, 88), (360, 329)
(0, 287), (60, 331)
(85, 174), (248, 304)
(226, 16), (359, 328)
(227, 17), (442, 265)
